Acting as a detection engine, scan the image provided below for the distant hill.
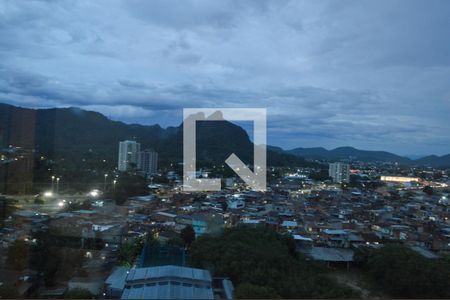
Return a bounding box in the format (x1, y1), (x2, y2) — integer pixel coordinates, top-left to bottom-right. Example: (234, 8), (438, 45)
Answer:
(288, 146), (450, 167)
(288, 146), (411, 164)
(0, 103), (310, 167)
(2, 103), (447, 168)
(0, 103), (169, 162)
(287, 147), (332, 160)
(415, 154), (450, 167)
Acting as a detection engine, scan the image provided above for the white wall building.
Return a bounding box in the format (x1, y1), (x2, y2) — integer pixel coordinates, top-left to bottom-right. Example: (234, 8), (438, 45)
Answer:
(118, 140), (141, 171)
(328, 162), (350, 183)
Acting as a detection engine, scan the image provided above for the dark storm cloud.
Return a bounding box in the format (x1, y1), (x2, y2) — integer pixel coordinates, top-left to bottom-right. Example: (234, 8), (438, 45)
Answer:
(0, 0), (449, 154)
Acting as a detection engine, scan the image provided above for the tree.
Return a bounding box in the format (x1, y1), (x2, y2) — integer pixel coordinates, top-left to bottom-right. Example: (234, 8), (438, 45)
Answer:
(112, 189), (128, 206)
(422, 185), (434, 196)
(353, 246), (371, 268)
(221, 201), (228, 212)
(117, 238), (145, 267)
(167, 236), (184, 247)
(110, 174), (148, 205)
(150, 175), (169, 184)
(0, 285), (19, 299)
(366, 245), (450, 298)
(234, 283), (280, 299)
(309, 168), (331, 181)
(189, 226), (359, 298)
(34, 197), (44, 204)
(6, 240), (29, 270)
(64, 288), (93, 299)
(180, 225), (196, 247)
(118, 242), (134, 267)
(0, 196), (17, 228)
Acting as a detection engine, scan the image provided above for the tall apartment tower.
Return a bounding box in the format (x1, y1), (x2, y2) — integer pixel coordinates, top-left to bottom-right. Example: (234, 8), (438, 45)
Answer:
(118, 140), (141, 171)
(328, 162), (350, 183)
(138, 149), (158, 176)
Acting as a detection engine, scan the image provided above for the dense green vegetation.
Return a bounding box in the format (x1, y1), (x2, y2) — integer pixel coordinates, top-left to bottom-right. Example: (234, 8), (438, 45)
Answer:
(63, 288), (93, 299)
(190, 228), (450, 299)
(108, 173), (148, 205)
(180, 224), (196, 247)
(0, 285), (19, 299)
(117, 237), (145, 267)
(5, 232), (86, 286)
(356, 245), (450, 298)
(233, 283), (281, 299)
(0, 196), (17, 228)
(308, 168), (331, 181)
(189, 226), (359, 299)
(5, 240), (30, 270)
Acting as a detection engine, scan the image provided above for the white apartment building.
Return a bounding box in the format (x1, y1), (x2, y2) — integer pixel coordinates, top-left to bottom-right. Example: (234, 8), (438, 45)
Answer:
(118, 140), (141, 171)
(328, 162), (350, 183)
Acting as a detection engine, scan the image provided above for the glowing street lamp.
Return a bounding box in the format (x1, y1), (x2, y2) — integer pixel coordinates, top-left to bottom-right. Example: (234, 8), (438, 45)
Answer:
(51, 175), (55, 191)
(43, 191), (53, 197)
(90, 189), (99, 197)
(56, 177), (60, 194)
(104, 174), (108, 192)
(113, 179), (117, 192)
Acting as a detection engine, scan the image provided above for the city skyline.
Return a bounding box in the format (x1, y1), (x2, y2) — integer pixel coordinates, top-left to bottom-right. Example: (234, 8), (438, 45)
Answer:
(1, 0), (450, 155)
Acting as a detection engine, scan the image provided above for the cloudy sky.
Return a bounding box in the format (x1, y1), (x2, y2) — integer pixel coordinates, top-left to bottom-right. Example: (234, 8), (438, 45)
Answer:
(1, 0), (450, 155)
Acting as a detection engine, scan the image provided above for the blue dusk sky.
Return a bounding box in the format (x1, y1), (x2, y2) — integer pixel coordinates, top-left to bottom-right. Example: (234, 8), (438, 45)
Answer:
(1, 0), (450, 155)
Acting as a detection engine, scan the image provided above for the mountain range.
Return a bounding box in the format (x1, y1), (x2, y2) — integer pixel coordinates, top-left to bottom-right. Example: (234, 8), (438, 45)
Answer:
(0, 103), (312, 168)
(287, 146), (450, 167)
(0, 103), (449, 168)
(288, 146), (411, 163)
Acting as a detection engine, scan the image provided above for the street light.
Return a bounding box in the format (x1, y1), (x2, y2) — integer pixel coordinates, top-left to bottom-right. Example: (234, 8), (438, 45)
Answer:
(51, 176), (55, 192)
(56, 177), (60, 194)
(104, 174), (108, 192)
(113, 179), (117, 192)
(89, 189), (99, 197)
(43, 191), (53, 197)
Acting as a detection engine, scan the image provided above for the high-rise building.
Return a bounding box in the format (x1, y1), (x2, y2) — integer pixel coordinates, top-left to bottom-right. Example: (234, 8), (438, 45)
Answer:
(138, 149), (158, 176)
(118, 140), (141, 171)
(328, 162), (350, 183)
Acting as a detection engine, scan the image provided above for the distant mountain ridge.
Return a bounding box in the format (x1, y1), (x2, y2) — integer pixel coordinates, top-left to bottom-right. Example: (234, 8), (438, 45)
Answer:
(1, 103), (448, 168)
(415, 154), (450, 167)
(0, 103), (311, 167)
(288, 146), (450, 167)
